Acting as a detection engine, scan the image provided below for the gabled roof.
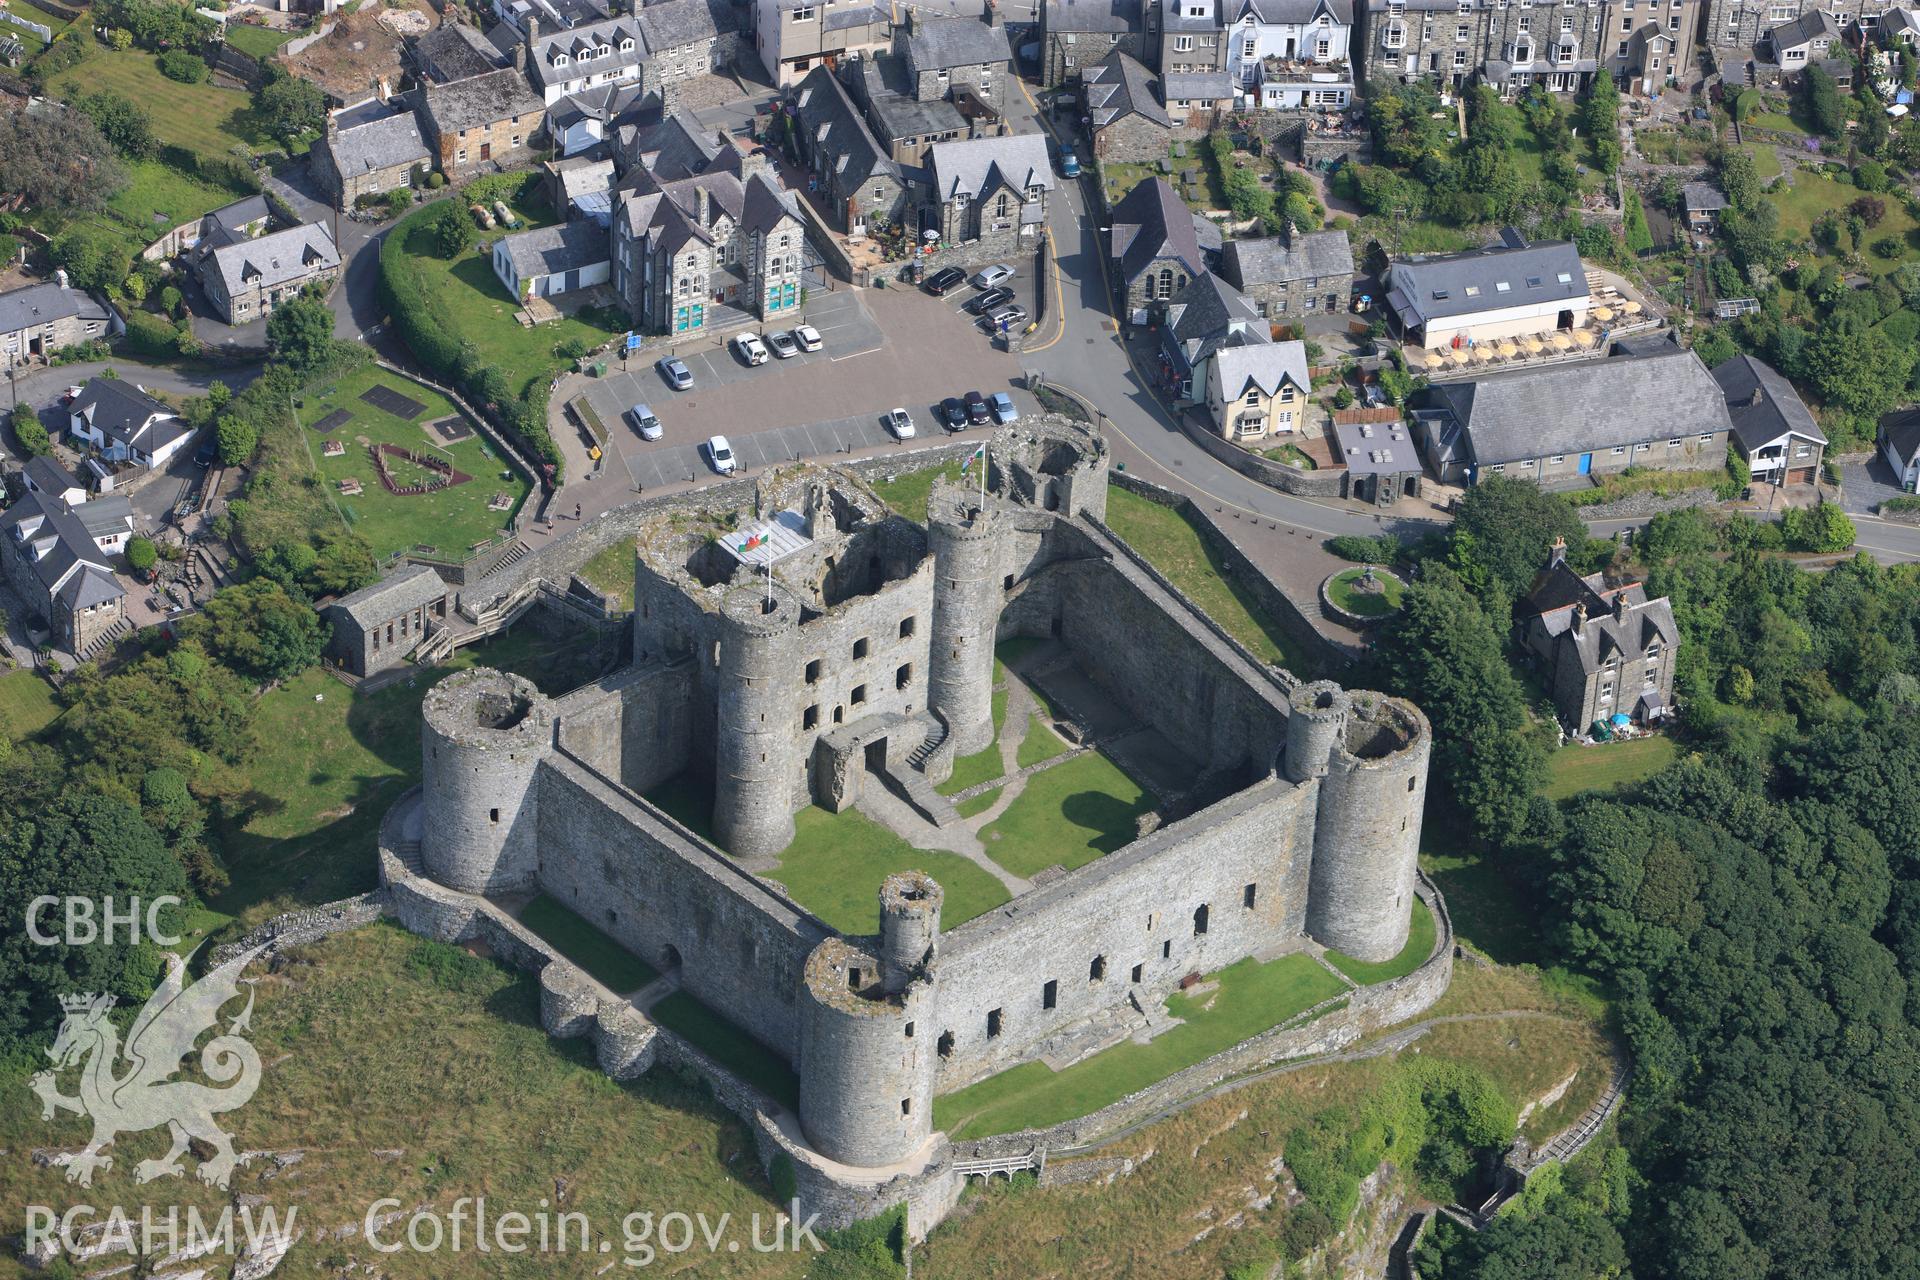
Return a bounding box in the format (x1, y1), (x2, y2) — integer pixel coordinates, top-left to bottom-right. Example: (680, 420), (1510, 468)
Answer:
(208, 222), (340, 300)
(741, 170), (804, 234)
(903, 14), (1011, 72)
(1223, 226), (1353, 287)
(529, 15), (648, 86)
(618, 109), (723, 181)
(1886, 7), (1920, 36)
(0, 280), (111, 336)
(206, 195), (271, 236)
(23, 454), (82, 497)
(552, 81), (647, 132)
(70, 493), (133, 542)
(1162, 72), (1233, 101)
(1110, 177), (1209, 283)
(1044, 0), (1143, 34)
(1429, 348), (1730, 468)
(418, 67), (545, 135)
(1084, 49), (1170, 129)
(1681, 181), (1727, 214)
(928, 132), (1054, 203)
(70, 378), (173, 446)
(495, 219), (610, 280)
(1524, 561), (1678, 673)
(1385, 236), (1588, 331)
(1770, 7), (1838, 49)
(1712, 354), (1825, 455)
(1, 487), (122, 602)
(412, 20), (507, 82)
(1881, 407), (1920, 465)
(1164, 271), (1265, 370)
(325, 107), (430, 176)
(792, 65), (901, 190)
(1214, 341), (1309, 401)
(859, 58), (969, 141)
(330, 563), (449, 628)
(1232, 0), (1352, 23)
(635, 0), (739, 51)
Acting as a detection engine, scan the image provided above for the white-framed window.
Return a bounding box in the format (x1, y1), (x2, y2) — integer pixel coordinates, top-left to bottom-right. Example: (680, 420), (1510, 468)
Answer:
(1551, 454), (1565, 463)
(1599, 680), (1615, 700)
(1698, 432), (1713, 443)
(1563, 13), (1574, 28)
(1668, 437), (1682, 447)
(1490, 463), (1507, 473)
(621, 37), (635, 49)
(1456, 22), (1470, 39)
(1611, 445), (1626, 455)
(555, 52), (570, 65)
(793, 4), (815, 18)
(1174, 34), (1193, 50)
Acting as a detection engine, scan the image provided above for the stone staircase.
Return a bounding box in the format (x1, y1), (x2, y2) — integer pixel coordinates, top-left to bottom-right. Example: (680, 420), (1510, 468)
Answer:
(878, 759), (964, 829)
(906, 718), (948, 770)
(475, 538), (531, 579)
(392, 839), (424, 875)
(79, 616), (133, 661)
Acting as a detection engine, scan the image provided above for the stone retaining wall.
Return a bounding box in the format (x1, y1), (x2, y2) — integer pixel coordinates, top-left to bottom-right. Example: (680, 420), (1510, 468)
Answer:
(1173, 410), (1348, 498)
(207, 892), (387, 967)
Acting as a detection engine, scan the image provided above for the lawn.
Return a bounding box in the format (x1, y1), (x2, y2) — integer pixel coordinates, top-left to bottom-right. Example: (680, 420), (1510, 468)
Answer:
(390, 195), (623, 403)
(519, 893), (660, 992)
(871, 459), (965, 524)
(932, 952), (1347, 1139)
(0, 922), (830, 1280)
(1103, 484), (1308, 671)
(1770, 169), (1920, 278)
(210, 627), (614, 932)
(650, 991), (801, 1110)
(299, 363), (530, 562)
(938, 688), (1008, 795)
(0, 670), (60, 738)
(1015, 711), (1069, 769)
(223, 21), (298, 58)
(1326, 566), (1405, 618)
(1541, 734), (1679, 801)
(767, 805), (1011, 933)
(1101, 140), (1224, 214)
(101, 158), (255, 237)
(1745, 143), (1784, 182)
(1323, 898), (1436, 985)
(978, 748), (1153, 879)
(577, 539), (637, 611)
(50, 50), (277, 164)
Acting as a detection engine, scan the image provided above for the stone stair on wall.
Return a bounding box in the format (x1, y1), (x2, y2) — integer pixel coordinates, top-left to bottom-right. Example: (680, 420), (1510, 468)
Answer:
(476, 539), (531, 579)
(875, 758), (964, 829)
(79, 616), (133, 662)
(392, 839), (424, 875)
(906, 717), (948, 770)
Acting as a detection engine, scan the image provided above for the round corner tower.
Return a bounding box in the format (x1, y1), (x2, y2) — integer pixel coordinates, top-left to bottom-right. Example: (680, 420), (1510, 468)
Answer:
(1284, 680), (1352, 783)
(926, 482), (1003, 756)
(878, 871), (942, 994)
(712, 581), (803, 863)
(420, 668), (555, 894)
(1305, 692), (1431, 964)
(796, 904), (938, 1168)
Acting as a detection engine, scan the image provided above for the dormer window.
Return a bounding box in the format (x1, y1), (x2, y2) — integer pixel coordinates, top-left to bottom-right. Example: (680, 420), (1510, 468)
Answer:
(555, 52), (570, 65)
(621, 37), (635, 50)
(598, 44), (611, 57)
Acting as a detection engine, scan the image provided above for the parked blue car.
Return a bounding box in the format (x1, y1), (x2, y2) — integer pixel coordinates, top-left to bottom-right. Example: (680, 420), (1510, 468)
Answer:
(1059, 146), (1081, 179)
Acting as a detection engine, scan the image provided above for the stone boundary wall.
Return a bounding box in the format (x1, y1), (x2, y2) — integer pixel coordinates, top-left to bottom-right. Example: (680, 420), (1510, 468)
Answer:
(1109, 471), (1360, 671)
(952, 873), (1453, 1160)
(1318, 566), (1409, 630)
(1173, 409), (1348, 498)
(793, 192), (858, 284)
(206, 892), (387, 967)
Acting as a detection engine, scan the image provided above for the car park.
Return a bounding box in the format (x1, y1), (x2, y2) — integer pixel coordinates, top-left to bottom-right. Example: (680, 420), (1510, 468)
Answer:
(1059, 146), (1080, 179)
(657, 356), (693, 390)
(732, 333), (769, 365)
(767, 329), (799, 359)
(924, 267), (968, 296)
(629, 404), (663, 440)
(965, 286), (1015, 315)
(964, 390), (990, 425)
(885, 407), (916, 440)
(989, 392), (1019, 425)
(983, 304), (1028, 331)
(707, 434), (737, 474)
(793, 324), (823, 352)
(939, 397), (967, 431)
(971, 264), (1014, 290)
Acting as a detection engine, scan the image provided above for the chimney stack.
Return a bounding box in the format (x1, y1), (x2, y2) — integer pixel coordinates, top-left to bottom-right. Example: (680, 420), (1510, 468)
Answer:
(695, 181), (710, 225)
(1570, 601), (1585, 632)
(1548, 535), (1566, 568)
(55, 267), (69, 289)
(1748, 387), (1763, 408)
(1614, 590), (1630, 622)
(525, 14), (540, 64)
(515, 35), (527, 70)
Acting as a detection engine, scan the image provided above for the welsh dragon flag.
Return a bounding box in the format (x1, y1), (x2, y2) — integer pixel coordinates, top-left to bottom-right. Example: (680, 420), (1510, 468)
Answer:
(737, 532), (765, 554)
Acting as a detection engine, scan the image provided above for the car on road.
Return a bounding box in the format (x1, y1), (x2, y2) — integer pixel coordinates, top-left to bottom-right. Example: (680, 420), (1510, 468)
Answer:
(732, 333), (769, 365)
(983, 304), (1028, 331)
(964, 390), (990, 425)
(939, 397), (968, 431)
(965, 285), (1015, 315)
(924, 266), (968, 296)
(707, 434), (737, 474)
(657, 356), (693, 390)
(767, 329), (799, 359)
(989, 392), (1019, 425)
(1059, 146), (1080, 179)
(629, 404), (663, 440)
(195, 440), (218, 468)
(885, 407), (916, 440)
(792, 324), (823, 352)
(971, 264), (1015, 290)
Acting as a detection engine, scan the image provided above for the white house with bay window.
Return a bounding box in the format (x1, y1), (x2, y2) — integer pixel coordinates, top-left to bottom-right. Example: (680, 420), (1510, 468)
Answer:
(1226, 0), (1355, 109)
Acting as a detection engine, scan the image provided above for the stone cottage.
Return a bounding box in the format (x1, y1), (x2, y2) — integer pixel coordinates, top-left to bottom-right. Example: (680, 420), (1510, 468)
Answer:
(415, 68), (547, 183)
(200, 221), (342, 325)
(1109, 176), (1220, 321)
(925, 132), (1055, 265)
(312, 101), (431, 210)
(325, 563), (454, 678)
(790, 64), (909, 236)
(1518, 539), (1678, 732)
(1220, 221), (1353, 319)
(1083, 49), (1178, 161)
(0, 278), (116, 369)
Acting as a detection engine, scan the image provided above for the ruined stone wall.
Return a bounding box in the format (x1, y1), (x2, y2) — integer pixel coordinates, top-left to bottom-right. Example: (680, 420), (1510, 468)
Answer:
(550, 659), (698, 796)
(930, 777), (1319, 1087)
(535, 750), (829, 1056)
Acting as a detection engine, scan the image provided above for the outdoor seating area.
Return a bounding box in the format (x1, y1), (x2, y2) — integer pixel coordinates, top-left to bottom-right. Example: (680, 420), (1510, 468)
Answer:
(1405, 276), (1649, 378)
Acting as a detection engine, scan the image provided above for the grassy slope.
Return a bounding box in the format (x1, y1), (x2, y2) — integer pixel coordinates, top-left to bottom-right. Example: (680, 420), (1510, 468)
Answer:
(1541, 735), (1679, 801)
(650, 992), (801, 1109)
(299, 363), (529, 561)
(51, 50), (274, 163)
(869, 459), (965, 524)
(978, 748), (1153, 879)
(224, 22), (298, 58)
(576, 540), (637, 611)
(1323, 899), (1436, 985)
(0, 670), (60, 737)
(1771, 169), (1920, 278)
(1103, 484), (1307, 671)
(932, 953), (1348, 1139)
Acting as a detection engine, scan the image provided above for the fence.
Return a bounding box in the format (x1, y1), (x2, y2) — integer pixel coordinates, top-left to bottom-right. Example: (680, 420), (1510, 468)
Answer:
(0, 11), (52, 41)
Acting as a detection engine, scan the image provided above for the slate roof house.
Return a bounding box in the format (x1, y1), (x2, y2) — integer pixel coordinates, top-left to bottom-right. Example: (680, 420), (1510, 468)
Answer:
(1879, 407), (1920, 493)
(411, 20), (508, 83)
(896, 10), (1011, 107)
(551, 82), (648, 156)
(1206, 339), (1311, 442)
(492, 220), (613, 300)
(0, 482), (133, 658)
(1040, 0), (1148, 88)
(1109, 176), (1221, 321)
(0, 278), (116, 369)
(1519, 538), (1679, 732)
(1082, 49), (1177, 161)
(1159, 271), (1269, 402)
(616, 110), (725, 181)
(522, 14), (651, 105)
(1383, 233), (1589, 348)
(1712, 353), (1825, 487)
(752, 0), (890, 86)
(200, 221), (342, 325)
(1220, 221), (1353, 318)
(1766, 8), (1840, 71)
(324, 563), (454, 677)
(1411, 346), (1730, 487)
(790, 64), (909, 235)
(415, 67), (547, 182)
(67, 378), (196, 471)
(1332, 416), (1420, 505)
(1226, 0), (1356, 110)
(925, 132), (1055, 264)
(849, 55), (971, 163)
(1682, 181), (1727, 234)
(312, 102), (431, 209)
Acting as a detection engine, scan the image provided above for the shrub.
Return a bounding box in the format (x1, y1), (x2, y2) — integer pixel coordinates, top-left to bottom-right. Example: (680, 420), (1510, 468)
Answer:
(126, 536), (158, 573)
(9, 405), (50, 457)
(427, 170), (446, 189)
(1781, 499), (1856, 552)
(1325, 533), (1403, 564)
(1873, 236), (1904, 260)
(123, 308), (183, 357)
(157, 49), (208, 83)
(1332, 387), (1355, 409)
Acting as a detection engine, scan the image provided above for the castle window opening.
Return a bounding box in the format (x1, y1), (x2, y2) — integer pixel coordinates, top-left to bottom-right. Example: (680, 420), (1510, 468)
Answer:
(1194, 904), (1210, 935)
(1042, 979), (1058, 1010)
(1090, 955), (1106, 981)
(901, 1098), (912, 1116)
(899, 616), (916, 638)
(1162, 940), (1172, 959)
(905, 1021), (915, 1038)
(854, 637), (870, 660)
(896, 663), (913, 690)
(852, 684), (868, 705)
(833, 706), (843, 724)
(489, 808), (500, 824)
(1003, 573), (1015, 590)
(1131, 963), (1144, 983)
(804, 705), (820, 730)
(848, 965), (863, 989)
(1244, 883), (1257, 909)
(986, 1008), (1003, 1038)
(1408, 776), (1417, 791)
(711, 641), (721, 666)
(606, 909), (617, 925)
(806, 658), (823, 684)
(938, 1030), (954, 1058)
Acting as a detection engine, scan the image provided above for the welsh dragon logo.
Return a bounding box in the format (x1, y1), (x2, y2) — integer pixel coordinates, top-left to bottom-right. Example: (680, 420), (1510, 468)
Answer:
(29, 945), (268, 1189)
